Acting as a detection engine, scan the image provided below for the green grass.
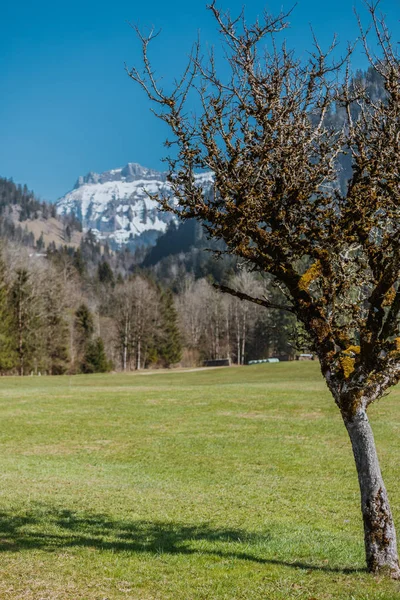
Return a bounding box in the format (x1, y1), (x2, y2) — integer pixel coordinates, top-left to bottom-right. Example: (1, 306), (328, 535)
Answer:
(0, 363), (399, 599)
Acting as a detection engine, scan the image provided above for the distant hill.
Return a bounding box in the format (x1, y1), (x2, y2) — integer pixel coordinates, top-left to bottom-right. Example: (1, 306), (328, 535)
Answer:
(0, 177), (82, 249)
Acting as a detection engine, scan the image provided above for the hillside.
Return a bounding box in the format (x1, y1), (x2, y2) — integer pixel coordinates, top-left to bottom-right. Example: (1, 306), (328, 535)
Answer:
(17, 216), (83, 249)
(0, 177), (83, 250)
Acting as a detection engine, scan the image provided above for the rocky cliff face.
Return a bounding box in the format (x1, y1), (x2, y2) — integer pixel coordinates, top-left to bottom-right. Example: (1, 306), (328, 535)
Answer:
(57, 163), (213, 250)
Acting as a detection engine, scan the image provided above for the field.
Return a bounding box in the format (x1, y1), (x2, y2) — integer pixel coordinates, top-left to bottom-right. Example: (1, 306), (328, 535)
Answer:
(0, 363), (399, 599)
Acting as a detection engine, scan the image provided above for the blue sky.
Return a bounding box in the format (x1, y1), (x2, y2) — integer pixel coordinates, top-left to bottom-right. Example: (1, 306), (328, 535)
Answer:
(1, 0), (399, 201)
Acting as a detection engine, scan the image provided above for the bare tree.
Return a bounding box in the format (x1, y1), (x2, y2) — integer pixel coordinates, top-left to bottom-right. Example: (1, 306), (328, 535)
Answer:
(132, 276), (159, 370)
(198, 278), (228, 360)
(113, 281), (134, 371)
(113, 276), (160, 370)
(229, 271), (264, 364)
(176, 277), (205, 351)
(129, 1), (400, 576)
(177, 277), (234, 362)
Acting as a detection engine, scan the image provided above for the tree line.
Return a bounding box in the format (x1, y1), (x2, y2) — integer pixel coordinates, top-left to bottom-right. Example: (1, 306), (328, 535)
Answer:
(0, 239), (297, 376)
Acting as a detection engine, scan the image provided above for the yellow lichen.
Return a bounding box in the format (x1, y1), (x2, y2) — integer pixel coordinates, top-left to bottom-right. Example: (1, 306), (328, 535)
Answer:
(383, 287), (396, 307)
(395, 338), (400, 351)
(339, 345), (360, 379)
(298, 260), (322, 292)
(346, 345), (361, 355)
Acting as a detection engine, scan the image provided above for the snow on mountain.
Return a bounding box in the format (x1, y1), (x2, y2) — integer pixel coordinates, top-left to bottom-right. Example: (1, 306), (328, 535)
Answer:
(56, 163), (214, 250)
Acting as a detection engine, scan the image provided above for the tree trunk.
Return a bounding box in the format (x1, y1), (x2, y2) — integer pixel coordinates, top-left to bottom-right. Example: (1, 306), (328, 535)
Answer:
(344, 409), (400, 577)
(241, 312), (246, 366)
(69, 316), (74, 371)
(236, 308), (241, 365)
(123, 341), (127, 372)
(137, 337), (141, 370)
(123, 319), (128, 372)
(226, 312), (231, 361)
(18, 297), (24, 377)
(215, 319), (220, 359)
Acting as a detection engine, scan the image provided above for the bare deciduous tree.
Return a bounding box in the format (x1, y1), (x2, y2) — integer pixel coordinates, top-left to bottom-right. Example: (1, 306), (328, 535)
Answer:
(176, 277), (207, 351)
(229, 271), (264, 364)
(128, 1), (400, 576)
(113, 277), (160, 370)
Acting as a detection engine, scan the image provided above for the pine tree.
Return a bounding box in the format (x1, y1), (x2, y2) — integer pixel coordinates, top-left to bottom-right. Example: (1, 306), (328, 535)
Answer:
(75, 304), (94, 341)
(65, 225), (71, 243)
(10, 269), (39, 375)
(36, 233), (45, 251)
(74, 303), (94, 372)
(98, 260), (114, 285)
(158, 289), (182, 367)
(41, 275), (69, 375)
(73, 249), (85, 277)
(0, 256), (16, 372)
(82, 337), (110, 373)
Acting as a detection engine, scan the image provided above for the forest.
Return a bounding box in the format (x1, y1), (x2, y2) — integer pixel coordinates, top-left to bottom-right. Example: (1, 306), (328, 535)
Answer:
(0, 240), (297, 375)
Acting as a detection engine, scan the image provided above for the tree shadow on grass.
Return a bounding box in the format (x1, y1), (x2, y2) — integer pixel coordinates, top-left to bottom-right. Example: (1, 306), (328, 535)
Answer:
(0, 507), (363, 574)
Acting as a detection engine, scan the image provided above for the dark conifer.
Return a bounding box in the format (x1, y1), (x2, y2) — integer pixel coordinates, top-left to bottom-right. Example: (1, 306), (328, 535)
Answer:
(82, 338), (110, 373)
(98, 260), (114, 285)
(0, 256), (16, 372)
(158, 289), (182, 367)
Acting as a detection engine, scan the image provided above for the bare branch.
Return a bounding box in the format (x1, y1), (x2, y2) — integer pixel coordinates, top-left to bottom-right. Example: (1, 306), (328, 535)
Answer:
(213, 283), (294, 313)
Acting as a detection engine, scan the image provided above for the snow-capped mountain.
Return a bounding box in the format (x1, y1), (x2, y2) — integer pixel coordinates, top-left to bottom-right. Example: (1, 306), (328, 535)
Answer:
(56, 163), (213, 249)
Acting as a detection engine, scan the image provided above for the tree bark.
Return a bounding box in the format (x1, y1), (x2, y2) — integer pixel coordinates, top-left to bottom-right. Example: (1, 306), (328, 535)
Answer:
(344, 409), (400, 577)
(226, 311), (231, 362)
(123, 318), (128, 372)
(69, 316), (74, 372)
(236, 306), (241, 365)
(241, 311), (246, 365)
(137, 336), (141, 370)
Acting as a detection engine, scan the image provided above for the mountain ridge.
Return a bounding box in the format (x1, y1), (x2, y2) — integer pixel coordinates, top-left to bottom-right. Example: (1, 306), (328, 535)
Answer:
(57, 162), (213, 250)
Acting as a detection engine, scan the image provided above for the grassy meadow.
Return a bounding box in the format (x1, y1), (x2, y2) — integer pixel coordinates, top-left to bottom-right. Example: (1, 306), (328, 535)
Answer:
(0, 363), (399, 599)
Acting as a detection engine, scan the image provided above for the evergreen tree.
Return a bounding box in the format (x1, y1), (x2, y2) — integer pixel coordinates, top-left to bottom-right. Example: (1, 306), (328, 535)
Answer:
(36, 233), (45, 251)
(40, 275), (69, 374)
(246, 309), (296, 361)
(0, 257), (16, 372)
(74, 303), (94, 372)
(10, 269), (39, 375)
(158, 289), (182, 366)
(81, 337), (110, 373)
(73, 249), (86, 277)
(98, 260), (114, 285)
(75, 304), (94, 343)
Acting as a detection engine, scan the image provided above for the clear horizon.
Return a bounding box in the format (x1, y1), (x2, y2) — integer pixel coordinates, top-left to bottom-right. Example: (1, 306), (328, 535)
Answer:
(2, 0), (399, 202)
